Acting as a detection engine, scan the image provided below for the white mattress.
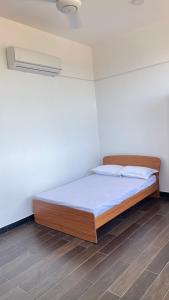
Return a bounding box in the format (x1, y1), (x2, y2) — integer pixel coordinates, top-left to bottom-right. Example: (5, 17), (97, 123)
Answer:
(35, 174), (156, 217)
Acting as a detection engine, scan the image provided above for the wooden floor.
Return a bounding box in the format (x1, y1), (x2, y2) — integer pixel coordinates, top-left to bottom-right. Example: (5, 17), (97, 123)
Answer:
(1, 197), (169, 300)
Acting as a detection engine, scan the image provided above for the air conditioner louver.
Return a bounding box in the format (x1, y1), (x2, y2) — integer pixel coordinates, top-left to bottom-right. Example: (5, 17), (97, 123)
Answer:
(6, 47), (62, 77)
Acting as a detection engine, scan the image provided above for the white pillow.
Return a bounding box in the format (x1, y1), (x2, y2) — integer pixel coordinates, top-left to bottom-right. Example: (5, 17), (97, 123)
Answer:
(92, 165), (123, 176)
(121, 166), (158, 179)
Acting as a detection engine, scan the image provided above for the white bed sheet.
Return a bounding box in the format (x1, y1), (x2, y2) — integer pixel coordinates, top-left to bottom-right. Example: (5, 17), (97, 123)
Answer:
(34, 174), (156, 217)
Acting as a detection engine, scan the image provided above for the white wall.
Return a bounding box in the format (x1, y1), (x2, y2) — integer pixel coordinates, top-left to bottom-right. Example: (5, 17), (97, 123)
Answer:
(0, 18), (100, 228)
(94, 22), (169, 192)
(1, 17), (169, 229)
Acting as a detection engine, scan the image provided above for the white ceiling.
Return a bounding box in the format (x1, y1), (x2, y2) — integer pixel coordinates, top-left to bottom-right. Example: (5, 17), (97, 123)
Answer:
(0, 0), (169, 45)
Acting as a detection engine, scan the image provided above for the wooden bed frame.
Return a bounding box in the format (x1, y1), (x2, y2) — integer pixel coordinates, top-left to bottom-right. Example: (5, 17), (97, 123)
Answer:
(33, 155), (161, 243)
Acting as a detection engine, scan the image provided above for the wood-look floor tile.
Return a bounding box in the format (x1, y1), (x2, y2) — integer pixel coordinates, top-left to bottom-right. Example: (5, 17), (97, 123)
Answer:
(141, 198), (160, 212)
(86, 236), (141, 284)
(110, 211), (144, 236)
(27, 245), (105, 299)
(0, 251), (37, 280)
(129, 214), (163, 241)
(80, 233), (113, 249)
(85, 234), (115, 253)
(80, 240), (93, 248)
(100, 223), (139, 255)
(26, 276), (60, 300)
(0, 223), (45, 245)
(147, 240), (169, 274)
(0, 287), (28, 300)
(130, 225), (166, 253)
(98, 217), (122, 236)
(113, 237), (141, 264)
(47, 238), (82, 260)
(99, 291), (119, 300)
(153, 224), (169, 249)
(29, 234), (69, 256)
(0, 277), (7, 286)
(86, 255), (116, 284)
(0, 280), (18, 298)
(46, 246), (96, 283)
(0, 239), (15, 254)
(0, 239), (68, 294)
(19, 239), (81, 292)
(157, 199), (169, 216)
(0, 227), (52, 261)
(78, 261), (127, 300)
(163, 290), (169, 300)
(1, 199), (169, 300)
(128, 214), (169, 253)
(136, 204), (161, 225)
(1, 242), (84, 298)
(140, 263), (169, 300)
(62, 234), (75, 242)
(109, 243), (161, 297)
(58, 279), (92, 300)
(120, 270), (157, 300)
(27, 245), (95, 299)
(38, 252), (106, 300)
(0, 243), (26, 268)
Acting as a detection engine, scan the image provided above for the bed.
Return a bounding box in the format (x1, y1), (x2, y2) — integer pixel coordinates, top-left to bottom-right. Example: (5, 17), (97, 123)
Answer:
(33, 155), (161, 243)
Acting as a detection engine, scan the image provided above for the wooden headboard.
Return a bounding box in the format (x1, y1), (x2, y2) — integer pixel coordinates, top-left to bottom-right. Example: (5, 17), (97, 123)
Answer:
(103, 155), (161, 172)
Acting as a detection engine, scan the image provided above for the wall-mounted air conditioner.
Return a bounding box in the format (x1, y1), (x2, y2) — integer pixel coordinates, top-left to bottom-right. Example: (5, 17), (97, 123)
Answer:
(6, 47), (62, 77)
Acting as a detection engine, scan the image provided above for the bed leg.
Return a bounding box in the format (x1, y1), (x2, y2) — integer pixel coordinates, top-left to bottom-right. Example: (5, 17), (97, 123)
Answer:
(153, 174), (160, 199)
(152, 190), (160, 199)
(94, 231), (98, 244)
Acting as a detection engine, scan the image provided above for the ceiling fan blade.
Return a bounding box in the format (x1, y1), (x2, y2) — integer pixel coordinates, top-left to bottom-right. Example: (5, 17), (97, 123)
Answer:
(67, 12), (82, 29)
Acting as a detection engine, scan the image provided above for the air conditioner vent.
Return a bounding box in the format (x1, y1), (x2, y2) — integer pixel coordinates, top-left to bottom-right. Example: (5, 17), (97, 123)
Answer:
(6, 47), (62, 77)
